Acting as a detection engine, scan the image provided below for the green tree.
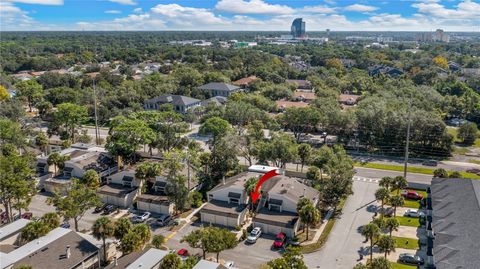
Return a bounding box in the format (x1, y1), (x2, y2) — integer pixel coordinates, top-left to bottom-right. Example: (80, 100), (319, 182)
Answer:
(14, 80), (43, 112)
(114, 217), (132, 240)
(165, 175), (190, 215)
(375, 188), (390, 217)
(181, 229), (209, 259)
(0, 153), (34, 223)
(298, 201), (320, 240)
(389, 196), (404, 218)
(280, 107), (320, 143)
(306, 166), (321, 181)
(392, 176), (408, 195)
(244, 176), (258, 209)
(384, 217), (400, 236)
(41, 212), (60, 230)
(152, 234), (166, 249)
(106, 118), (156, 164)
(80, 169), (100, 190)
(35, 132), (49, 156)
(297, 144), (312, 172)
(50, 103), (88, 142)
(369, 257), (392, 269)
(120, 224), (151, 254)
(311, 145), (333, 180)
(92, 216), (115, 264)
(48, 179), (101, 231)
(199, 116), (231, 145)
(47, 152), (70, 175)
(160, 253), (181, 269)
(0, 85), (9, 101)
(205, 227), (238, 262)
(361, 223), (380, 261)
(267, 246), (308, 269)
(21, 221), (50, 243)
(458, 123), (478, 145)
(353, 264), (368, 269)
(377, 235), (396, 258)
(449, 171), (462, 178)
(256, 133), (297, 168)
(379, 177), (393, 191)
(135, 162), (162, 188)
(433, 168), (448, 178)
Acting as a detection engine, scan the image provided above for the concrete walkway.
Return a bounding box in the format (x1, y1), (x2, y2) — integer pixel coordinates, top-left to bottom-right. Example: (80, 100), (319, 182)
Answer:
(301, 208), (334, 245)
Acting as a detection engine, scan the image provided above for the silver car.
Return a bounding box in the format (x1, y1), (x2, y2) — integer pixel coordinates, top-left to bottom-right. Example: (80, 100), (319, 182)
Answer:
(246, 227), (262, 244)
(404, 209), (425, 218)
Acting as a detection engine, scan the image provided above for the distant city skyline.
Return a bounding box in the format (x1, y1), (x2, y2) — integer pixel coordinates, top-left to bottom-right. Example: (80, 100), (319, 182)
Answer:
(1, 0), (479, 31)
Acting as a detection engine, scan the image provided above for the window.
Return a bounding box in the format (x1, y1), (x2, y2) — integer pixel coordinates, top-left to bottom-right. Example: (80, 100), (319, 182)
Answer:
(269, 204), (281, 212)
(229, 198), (239, 204)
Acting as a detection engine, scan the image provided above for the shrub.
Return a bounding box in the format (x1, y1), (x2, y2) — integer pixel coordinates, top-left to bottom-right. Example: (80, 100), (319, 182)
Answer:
(433, 168), (448, 178)
(449, 171), (462, 178)
(306, 166), (320, 181)
(189, 191), (203, 208)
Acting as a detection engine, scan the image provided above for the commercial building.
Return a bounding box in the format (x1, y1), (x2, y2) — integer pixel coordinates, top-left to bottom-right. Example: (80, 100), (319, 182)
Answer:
(291, 18), (306, 39)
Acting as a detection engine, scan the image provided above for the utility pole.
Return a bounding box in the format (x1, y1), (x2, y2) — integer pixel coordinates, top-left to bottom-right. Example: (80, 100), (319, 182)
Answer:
(93, 79), (100, 145)
(403, 100), (412, 179)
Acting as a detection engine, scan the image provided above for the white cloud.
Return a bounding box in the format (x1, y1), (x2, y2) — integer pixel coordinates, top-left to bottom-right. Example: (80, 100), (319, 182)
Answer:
(151, 4), (228, 27)
(344, 4), (379, 12)
(133, 7), (142, 13)
(215, 0), (294, 15)
(302, 5), (337, 14)
(105, 10), (121, 14)
(6, 0), (63, 5)
(109, 0), (136, 6)
(1, 2), (35, 28)
(412, 0), (480, 19)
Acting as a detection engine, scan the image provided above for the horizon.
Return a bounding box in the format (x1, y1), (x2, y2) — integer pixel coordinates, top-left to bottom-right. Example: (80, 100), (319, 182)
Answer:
(1, 0), (479, 32)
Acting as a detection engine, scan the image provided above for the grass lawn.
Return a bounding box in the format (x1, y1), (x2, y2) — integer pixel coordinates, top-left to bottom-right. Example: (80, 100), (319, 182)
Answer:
(387, 191), (422, 209)
(391, 262), (417, 269)
(354, 162), (480, 179)
(393, 236), (419, 249)
(296, 229), (316, 243)
(395, 216), (421, 227)
(469, 159), (480, 165)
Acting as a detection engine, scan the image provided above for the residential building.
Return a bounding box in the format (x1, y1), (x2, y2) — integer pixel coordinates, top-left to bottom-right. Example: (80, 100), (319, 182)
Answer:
(291, 18), (306, 39)
(293, 90), (316, 103)
(201, 96), (228, 107)
(276, 100), (309, 111)
(368, 65), (404, 77)
(136, 175), (174, 216)
(252, 172), (319, 237)
(144, 94), (201, 114)
(105, 248), (169, 269)
(98, 170), (141, 208)
(193, 260), (228, 269)
(0, 219), (31, 247)
(233, 75), (258, 88)
(198, 82), (242, 97)
(425, 178), (480, 269)
(0, 228), (99, 269)
(339, 94), (361, 106)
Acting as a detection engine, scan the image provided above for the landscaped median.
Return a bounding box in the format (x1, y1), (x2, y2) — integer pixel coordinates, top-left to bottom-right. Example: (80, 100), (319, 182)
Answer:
(394, 216), (421, 227)
(354, 162), (480, 179)
(391, 262), (417, 269)
(392, 236), (419, 250)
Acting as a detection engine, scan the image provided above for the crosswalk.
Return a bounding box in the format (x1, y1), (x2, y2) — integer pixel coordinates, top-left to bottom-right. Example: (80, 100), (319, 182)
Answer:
(353, 176), (380, 183)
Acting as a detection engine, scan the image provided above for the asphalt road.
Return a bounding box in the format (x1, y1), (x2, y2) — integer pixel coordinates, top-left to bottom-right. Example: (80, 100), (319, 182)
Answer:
(304, 180), (378, 269)
(354, 167), (433, 185)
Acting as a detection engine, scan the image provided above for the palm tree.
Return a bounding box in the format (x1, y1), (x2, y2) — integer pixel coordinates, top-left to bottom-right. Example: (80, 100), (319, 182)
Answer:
(384, 217), (400, 236)
(92, 217), (115, 265)
(392, 176), (408, 195)
(152, 234), (165, 249)
(298, 202), (320, 241)
(377, 235), (396, 258)
(135, 162), (162, 192)
(47, 152), (61, 175)
(375, 188), (390, 217)
(369, 257), (392, 269)
(361, 223), (380, 261)
(389, 196), (404, 217)
(159, 253), (181, 269)
(379, 177), (393, 191)
(244, 176), (258, 211)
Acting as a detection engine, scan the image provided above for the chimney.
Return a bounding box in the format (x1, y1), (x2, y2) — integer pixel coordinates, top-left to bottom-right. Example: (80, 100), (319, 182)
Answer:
(114, 256), (118, 266)
(66, 245), (71, 259)
(222, 176), (225, 185)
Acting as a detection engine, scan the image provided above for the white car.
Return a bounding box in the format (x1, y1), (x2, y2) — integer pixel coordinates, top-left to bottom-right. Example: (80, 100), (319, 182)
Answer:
(133, 212), (151, 223)
(224, 261), (235, 268)
(246, 227), (262, 244)
(404, 209), (425, 218)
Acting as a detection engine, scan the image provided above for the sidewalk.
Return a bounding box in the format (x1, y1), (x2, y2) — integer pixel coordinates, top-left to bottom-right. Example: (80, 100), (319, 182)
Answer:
(300, 208), (334, 245)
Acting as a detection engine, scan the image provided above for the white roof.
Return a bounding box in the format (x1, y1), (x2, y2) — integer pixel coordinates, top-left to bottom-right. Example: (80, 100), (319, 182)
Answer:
(248, 165), (279, 173)
(1, 227), (71, 269)
(125, 248), (169, 269)
(193, 260), (223, 269)
(0, 218), (31, 242)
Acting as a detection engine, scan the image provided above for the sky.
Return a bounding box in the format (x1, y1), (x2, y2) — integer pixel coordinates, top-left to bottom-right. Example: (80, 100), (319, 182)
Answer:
(0, 0), (479, 31)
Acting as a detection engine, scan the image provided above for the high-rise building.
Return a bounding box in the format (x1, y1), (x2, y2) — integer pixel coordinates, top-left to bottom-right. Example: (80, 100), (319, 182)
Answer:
(291, 18), (306, 38)
(433, 29), (450, 42)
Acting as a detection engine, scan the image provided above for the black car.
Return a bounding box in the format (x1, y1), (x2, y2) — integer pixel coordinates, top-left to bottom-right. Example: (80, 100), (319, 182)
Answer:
(60, 222), (71, 229)
(103, 204), (118, 215)
(422, 160), (438, 167)
(398, 253), (424, 265)
(94, 204), (107, 213)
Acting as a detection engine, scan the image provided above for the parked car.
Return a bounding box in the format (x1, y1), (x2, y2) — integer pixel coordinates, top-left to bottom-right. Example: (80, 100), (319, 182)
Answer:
(287, 238), (301, 247)
(398, 253), (424, 265)
(272, 232), (287, 249)
(246, 227), (262, 244)
(224, 261), (235, 268)
(177, 248), (190, 260)
(21, 212), (33, 220)
(466, 168), (480, 175)
(401, 191), (423, 201)
(404, 209), (425, 218)
(422, 160), (438, 167)
(60, 222), (71, 229)
(156, 214), (172, 227)
(94, 204), (107, 213)
(133, 212), (151, 223)
(378, 207), (394, 217)
(103, 204), (118, 215)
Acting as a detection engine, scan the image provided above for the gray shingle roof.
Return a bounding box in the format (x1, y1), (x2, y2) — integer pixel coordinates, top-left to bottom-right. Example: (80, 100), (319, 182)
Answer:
(198, 82), (240, 92)
(145, 94), (201, 106)
(431, 178), (480, 269)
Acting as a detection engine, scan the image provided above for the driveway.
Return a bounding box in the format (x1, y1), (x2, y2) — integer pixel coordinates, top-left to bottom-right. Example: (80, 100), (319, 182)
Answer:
(304, 180), (378, 269)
